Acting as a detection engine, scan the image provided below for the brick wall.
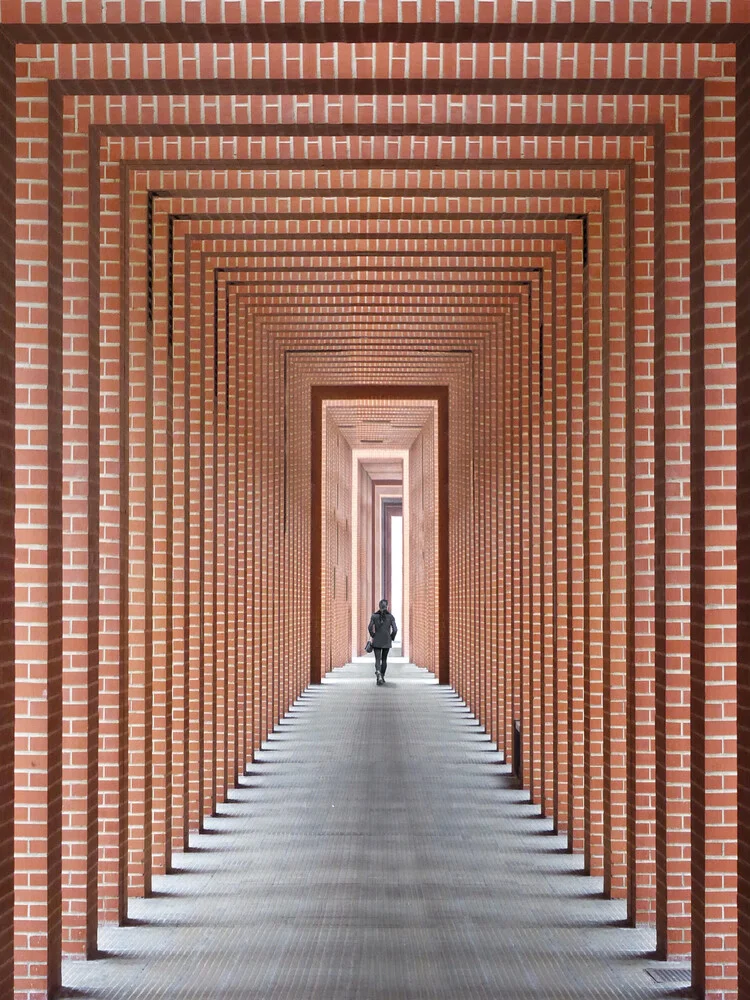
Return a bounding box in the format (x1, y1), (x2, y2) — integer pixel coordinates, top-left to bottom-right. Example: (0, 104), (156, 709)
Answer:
(0, 13), (746, 1000)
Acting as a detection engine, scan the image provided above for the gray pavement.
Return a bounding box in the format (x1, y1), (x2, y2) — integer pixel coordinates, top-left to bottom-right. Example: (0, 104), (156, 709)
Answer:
(62, 658), (686, 999)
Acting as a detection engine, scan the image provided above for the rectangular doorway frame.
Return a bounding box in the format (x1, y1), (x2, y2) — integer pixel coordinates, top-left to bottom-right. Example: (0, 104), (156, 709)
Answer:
(310, 385), (449, 685)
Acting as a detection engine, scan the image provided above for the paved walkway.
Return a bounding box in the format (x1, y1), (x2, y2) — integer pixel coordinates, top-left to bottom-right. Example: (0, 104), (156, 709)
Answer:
(63, 660), (684, 1000)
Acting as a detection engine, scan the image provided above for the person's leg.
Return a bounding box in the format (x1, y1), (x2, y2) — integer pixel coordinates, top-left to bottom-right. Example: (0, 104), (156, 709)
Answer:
(380, 648), (389, 678)
(374, 648), (383, 683)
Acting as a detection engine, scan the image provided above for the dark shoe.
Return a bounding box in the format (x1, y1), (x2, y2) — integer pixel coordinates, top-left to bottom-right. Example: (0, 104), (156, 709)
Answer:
(377, 672), (384, 685)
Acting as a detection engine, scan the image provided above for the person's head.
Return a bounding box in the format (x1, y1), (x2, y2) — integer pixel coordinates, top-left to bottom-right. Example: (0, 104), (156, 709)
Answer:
(378, 598), (388, 613)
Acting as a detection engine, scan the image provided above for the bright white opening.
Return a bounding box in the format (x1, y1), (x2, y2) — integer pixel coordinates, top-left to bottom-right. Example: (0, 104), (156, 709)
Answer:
(390, 514), (403, 645)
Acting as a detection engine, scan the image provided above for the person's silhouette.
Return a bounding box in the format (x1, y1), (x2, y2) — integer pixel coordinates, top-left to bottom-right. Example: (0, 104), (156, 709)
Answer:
(368, 599), (398, 685)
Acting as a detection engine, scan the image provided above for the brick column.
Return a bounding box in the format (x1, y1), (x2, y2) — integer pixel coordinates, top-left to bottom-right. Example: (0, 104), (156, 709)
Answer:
(541, 265), (556, 817)
(691, 78), (738, 1000)
(170, 224), (188, 853)
(554, 246), (570, 837)
(60, 116), (100, 958)
(202, 250), (216, 820)
(240, 299), (252, 772)
(187, 239), (205, 833)
(490, 320), (502, 753)
(260, 321), (271, 738)
(97, 153), (128, 924)
(655, 111), (692, 959)
(520, 289), (533, 792)
(226, 281), (238, 789)
(584, 210), (605, 876)
(568, 231), (586, 856)
(604, 185), (629, 900)
(512, 297), (522, 777)
(272, 326), (282, 728)
(736, 35), (750, 1000)
(214, 267), (227, 804)
(14, 84), (63, 999)
(501, 309), (513, 765)
(0, 37), (14, 1000)
(247, 311), (258, 763)
(126, 186), (153, 898)
(529, 277), (542, 803)
(151, 204), (173, 875)
(226, 275), (239, 786)
(629, 158), (657, 924)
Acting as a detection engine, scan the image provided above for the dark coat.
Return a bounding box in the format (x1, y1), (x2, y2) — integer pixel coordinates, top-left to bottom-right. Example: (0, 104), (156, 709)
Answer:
(368, 610), (398, 649)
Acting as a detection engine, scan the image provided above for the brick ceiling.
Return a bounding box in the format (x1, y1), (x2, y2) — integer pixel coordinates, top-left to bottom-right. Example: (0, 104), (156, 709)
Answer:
(7, 3), (741, 371)
(326, 403), (435, 450)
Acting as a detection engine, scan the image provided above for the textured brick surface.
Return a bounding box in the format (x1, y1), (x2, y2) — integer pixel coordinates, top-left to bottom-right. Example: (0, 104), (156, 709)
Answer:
(62, 660), (674, 1000)
(0, 11), (746, 1000)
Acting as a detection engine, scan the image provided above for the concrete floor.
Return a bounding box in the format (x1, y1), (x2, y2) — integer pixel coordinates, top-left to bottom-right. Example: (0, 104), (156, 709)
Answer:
(63, 659), (687, 999)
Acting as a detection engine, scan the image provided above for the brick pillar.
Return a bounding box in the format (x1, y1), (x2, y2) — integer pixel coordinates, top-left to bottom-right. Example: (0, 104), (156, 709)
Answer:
(151, 206), (173, 876)
(272, 333), (282, 729)
(690, 78), (738, 1000)
(490, 322), (502, 753)
(127, 187), (153, 898)
(483, 331), (494, 743)
(97, 157), (128, 924)
(568, 232), (586, 856)
(655, 116), (692, 959)
(247, 311), (258, 762)
(736, 35), (750, 1000)
(604, 186), (629, 900)
(15, 85), (63, 999)
(187, 241), (205, 833)
(214, 268), (227, 804)
(171, 224), (189, 852)
(60, 120), (99, 957)
(501, 310), (513, 764)
(226, 281), (238, 790)
(261, 324), (271, 739)
(263, 326), (274, 736)
(202, 250), (216, 819)
(529, 277), (543, 803)
(512, 297), (522, 777)
(239, 298), (250, 773)
(584, 210), (605, 876)
(541, 267), (555, 817)
(0, 37), (14, 1000)
(520, 289), (533, 793)
(629, 159), (657, 924)
(554, 248), (570, 837)
(735, 35), (750, 997)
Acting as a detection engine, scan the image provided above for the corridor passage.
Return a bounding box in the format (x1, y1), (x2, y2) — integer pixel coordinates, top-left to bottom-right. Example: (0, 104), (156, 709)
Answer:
(65, 662), (672, 1000)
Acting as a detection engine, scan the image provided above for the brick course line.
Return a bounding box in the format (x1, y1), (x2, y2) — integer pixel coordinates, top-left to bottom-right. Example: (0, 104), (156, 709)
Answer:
(2, 22), (748, 43)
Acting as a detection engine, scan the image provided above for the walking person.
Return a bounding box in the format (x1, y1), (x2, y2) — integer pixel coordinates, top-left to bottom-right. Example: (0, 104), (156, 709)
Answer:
(368, 598), (398, 686)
